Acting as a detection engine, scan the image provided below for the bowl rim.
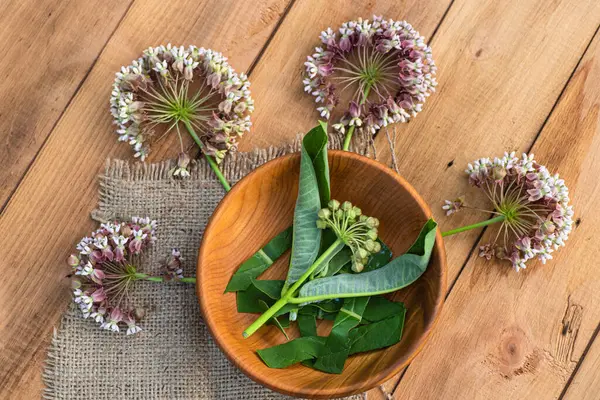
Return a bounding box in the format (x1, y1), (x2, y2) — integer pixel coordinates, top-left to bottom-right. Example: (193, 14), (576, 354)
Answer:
(197, 150), (447, 399)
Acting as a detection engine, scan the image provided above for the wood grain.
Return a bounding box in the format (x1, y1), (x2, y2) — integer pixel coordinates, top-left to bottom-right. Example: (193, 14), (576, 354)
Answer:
(0, 0), (132, 210)
(390, 20), (600, 400)
(233, 3), (453, 395)
(198, 150), (447, 399)
(237, 0), (452, 152)
(0, 1), (290, 398)
(238, 0), (600, 396)
(563, 328), (600, 399)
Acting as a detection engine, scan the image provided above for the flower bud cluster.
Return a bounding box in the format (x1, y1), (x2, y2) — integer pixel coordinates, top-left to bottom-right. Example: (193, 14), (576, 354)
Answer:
(317, 199), (380, 272)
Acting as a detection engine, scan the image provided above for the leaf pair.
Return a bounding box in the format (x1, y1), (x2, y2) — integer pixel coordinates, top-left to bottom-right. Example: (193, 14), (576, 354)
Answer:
(257, 295), (406, 371)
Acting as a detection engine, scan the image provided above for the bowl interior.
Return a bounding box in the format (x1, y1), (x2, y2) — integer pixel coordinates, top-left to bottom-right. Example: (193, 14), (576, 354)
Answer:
(198, 150), (446, 398)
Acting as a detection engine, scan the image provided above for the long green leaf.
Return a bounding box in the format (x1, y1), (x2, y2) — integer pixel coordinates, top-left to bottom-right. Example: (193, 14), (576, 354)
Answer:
(225, 227), (293, 292)
(296, 219), (438, 302)
(302, 121), (330, 205)
(312, 297), (369, 374)
(257, 336), (326, 369)
(282, 143), (325, 291)
(283, 123), (330, 289)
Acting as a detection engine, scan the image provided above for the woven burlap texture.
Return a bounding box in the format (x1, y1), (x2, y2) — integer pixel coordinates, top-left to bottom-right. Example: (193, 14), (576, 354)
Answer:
(43, 135), (379, 399)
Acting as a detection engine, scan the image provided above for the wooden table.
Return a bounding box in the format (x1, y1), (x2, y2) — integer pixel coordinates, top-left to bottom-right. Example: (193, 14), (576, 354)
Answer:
(1, 0), (600, 398)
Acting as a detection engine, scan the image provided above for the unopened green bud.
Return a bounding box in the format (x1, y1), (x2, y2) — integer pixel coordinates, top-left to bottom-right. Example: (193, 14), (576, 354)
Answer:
(359, 215), (368, 222)
(373, 241), (382, 253)
(365, 240), (376, 252)
(335, 209), (344, 219)
(342, 201), (353, 211)
(318, 208), (331, 219)
(352, 206), (362, 216)
(67, 254), (80, 268)
(357, 247), (368, 259)
(346, 209), (356, 220)
(316, 220), (328, 229)
(492, 166), (507, 181)
(367, 229), (378, 240)
(352, 262), (364, 273)
(328, 199), (340, 210)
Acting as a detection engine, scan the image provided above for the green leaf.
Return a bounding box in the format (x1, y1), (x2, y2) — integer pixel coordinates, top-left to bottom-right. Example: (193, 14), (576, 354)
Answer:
(324, 239), (392, 276)
(349, 310), (406, 355)
(282, 142), (323, 292)
(297, 313), (317, 337)
(299, 299), (343, 318)
(312, 297), (370, 374)
(225, 227), (293, 292)
(259, 300), (289, 340)
(362, 296), (405, 323)
(302, 121), (330, 206)
(296, 219), (438, 302)
(323, 247), (352, 276)
(236, 280), (284, 313)
(363, 240), (393, 272)
(257, 336), (327, 369)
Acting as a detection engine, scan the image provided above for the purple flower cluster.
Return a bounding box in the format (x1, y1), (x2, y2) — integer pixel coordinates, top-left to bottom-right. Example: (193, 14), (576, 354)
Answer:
(69, 217), (157, 334)
(303, 16), (437, 136)
(110, 45), (253, 162)
(448, 152), (573, 271)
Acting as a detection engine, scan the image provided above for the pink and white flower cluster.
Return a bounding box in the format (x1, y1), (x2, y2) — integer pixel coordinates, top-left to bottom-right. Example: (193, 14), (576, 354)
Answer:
(69, 217), (157, 334)
(303, 16), (437, 135)
(110, 44), (253, 162)
(464, 152), (573, 271)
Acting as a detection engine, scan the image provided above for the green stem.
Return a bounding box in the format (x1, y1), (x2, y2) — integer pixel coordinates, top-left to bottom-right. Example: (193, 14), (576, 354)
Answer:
(182, 119), (231, 192)
(342, 84), (372, 151)
(134, 273), (196, 283)
(441, 215), (505, 237)
(242, 238), (345, 338)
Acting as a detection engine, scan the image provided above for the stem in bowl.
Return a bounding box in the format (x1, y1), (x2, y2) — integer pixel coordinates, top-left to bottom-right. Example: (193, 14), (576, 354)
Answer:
(242, 238), (345, 338)
(183, 119), (232, 192)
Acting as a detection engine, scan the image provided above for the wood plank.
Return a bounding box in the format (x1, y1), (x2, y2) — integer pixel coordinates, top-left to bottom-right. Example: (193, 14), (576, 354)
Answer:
(392, 17), (600, 400)
(231, 2), (453, 397)
(0, 0), (132, 210)
(372, 0), (600, 284)
(237, 0), (452, 152)
(563, 329), (600, 399)
(0, 0), (290, 398)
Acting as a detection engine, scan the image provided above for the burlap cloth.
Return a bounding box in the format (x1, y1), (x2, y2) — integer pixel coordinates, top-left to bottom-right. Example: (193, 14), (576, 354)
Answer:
(43, 135), (387, 399)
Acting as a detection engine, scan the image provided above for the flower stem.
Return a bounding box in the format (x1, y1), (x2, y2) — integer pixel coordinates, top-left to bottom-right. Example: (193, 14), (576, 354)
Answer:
(134, 272), (196, 283)
(342, 84), (372, 151)
(182, 119), (232, 191)
(242, 238), (345, 338)
(441, 215), (506, 237)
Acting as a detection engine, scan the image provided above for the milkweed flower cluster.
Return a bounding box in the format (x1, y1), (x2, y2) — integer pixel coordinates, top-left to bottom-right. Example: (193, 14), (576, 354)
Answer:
(303, 16), (437, 136)
(317, 200), (381, 273)
(444, 152), (573, 271)
(110, 44), (254, 163)
(69, 217), (158, 334)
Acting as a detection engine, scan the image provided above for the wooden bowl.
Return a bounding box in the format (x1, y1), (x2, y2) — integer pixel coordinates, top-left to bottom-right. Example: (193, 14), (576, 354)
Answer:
(197, 150), (447, 398)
